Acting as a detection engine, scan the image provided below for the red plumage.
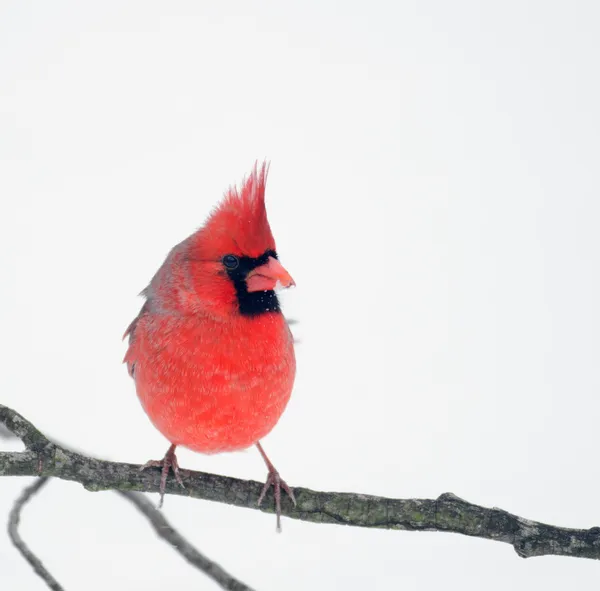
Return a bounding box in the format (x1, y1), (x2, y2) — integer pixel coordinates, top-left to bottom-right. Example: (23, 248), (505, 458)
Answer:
(127, 311), (295, 453)
(124, 163), (296, 528)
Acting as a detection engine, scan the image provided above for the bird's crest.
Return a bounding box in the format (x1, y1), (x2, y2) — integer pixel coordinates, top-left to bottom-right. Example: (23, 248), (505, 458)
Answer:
(194, 162), (276, 258)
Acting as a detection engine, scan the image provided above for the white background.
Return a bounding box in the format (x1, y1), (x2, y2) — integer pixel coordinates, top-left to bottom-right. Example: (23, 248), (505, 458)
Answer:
(1, 1), (599, 589)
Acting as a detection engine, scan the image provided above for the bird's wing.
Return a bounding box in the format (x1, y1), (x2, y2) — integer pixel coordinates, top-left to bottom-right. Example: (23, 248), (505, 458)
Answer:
(122, 299), (150, 378)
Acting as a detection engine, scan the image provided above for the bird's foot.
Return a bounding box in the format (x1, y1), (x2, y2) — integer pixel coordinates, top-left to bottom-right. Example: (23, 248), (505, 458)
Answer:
(258, 469), (296, 532)
(256, 442), (295, 532)
(140, 444), (185, 508)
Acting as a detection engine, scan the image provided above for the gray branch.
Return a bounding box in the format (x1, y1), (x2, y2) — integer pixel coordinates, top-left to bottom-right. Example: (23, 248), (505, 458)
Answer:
(117, 490), (255, 591)
(7, 477), (64, 591)
(6, 481), (253, 591)
(2, 403), (600, 560)
(6, 477), (253, 591)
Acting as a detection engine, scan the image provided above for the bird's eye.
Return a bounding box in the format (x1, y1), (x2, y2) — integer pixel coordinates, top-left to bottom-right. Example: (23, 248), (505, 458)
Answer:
(222, 254), (239, 270)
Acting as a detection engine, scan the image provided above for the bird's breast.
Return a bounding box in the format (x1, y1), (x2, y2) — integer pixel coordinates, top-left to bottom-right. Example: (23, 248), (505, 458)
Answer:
(129, 312), (296, 453)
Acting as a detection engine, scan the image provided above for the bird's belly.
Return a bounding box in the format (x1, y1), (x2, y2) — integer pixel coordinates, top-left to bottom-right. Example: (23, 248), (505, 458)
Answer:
(133, 317), (296, 453)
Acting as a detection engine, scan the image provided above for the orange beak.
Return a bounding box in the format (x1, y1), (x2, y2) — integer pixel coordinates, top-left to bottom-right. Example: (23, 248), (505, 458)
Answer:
(246, 257), (296, 293)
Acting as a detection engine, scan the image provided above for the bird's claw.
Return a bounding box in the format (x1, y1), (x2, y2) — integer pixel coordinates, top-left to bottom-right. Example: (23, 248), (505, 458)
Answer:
(139, 457), (185, 487)
(140, 444), (185, 508)
(258, 469), (296, 533)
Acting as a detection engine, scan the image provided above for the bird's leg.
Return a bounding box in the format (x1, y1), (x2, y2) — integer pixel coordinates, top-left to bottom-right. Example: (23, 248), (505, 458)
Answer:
(256, 441), (296, 532)
(140, 443), (185, 508)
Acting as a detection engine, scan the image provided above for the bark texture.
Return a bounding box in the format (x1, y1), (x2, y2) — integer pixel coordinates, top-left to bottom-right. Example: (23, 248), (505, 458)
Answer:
(2, 403), (599, 560)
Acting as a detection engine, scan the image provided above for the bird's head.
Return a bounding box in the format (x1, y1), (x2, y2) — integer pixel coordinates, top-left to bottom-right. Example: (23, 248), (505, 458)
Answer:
(155, 163), (294, 318)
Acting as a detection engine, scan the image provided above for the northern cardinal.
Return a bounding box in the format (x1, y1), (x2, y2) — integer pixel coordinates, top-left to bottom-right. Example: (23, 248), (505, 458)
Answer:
(124, 164), (296, 530)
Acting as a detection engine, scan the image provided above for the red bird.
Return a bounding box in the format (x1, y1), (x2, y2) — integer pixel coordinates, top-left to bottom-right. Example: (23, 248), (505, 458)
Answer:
(124, 164), (296, 530)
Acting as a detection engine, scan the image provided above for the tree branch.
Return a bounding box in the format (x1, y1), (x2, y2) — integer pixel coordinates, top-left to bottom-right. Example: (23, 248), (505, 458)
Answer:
(117, 490), (255, 591)
(2, 403), (600, 560)
(7, 477), (65, 591)
(6, 480), (253, 591)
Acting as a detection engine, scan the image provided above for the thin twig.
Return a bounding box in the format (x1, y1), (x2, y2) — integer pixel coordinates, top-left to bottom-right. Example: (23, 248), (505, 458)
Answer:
(6, 476), (254, 591)
(117, 490), (255, 591)
(7, 477), (64, 591)
(2, 403), (600, 560)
